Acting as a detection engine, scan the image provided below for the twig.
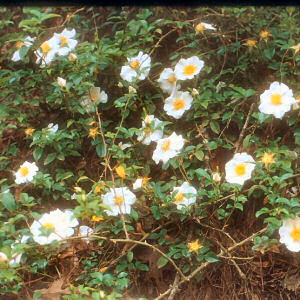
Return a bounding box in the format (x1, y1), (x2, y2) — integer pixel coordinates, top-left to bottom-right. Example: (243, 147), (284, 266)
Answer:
(149, 28), (177, 57)
(167, 222), (194, 299)
(154, 226), (267, 300)
(235, 102), (255, 153)
(108, 238), (186, 280)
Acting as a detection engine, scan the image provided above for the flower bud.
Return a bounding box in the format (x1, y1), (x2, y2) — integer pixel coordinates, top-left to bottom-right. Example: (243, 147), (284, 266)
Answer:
(57, 77), (66, 88)
(68, 53), (77, 61)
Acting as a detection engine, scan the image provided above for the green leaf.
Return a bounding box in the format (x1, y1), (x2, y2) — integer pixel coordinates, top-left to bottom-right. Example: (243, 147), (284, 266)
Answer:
(157, 256), (169, 269)
(210, 120), (220, 134)
(44, 153), (56, 165)
(131, 208), (139, 221)
(33, 147), (43, 161)
(195, 149), (204, 161)
(1, 192), (16, 211)
(242, 134), (252, 149)
(127, 251), (134, 263)
(96, 142), (106, 157)
(195, 168), (211, 180)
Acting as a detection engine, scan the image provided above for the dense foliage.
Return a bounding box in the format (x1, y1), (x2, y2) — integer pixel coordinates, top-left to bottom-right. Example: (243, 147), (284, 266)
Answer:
(0, 6), (299, 299)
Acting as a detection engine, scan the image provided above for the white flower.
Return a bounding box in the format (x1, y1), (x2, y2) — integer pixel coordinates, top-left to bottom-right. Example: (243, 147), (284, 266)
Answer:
(225, 153), (255, 185)
(81, 87), (108, 113)
(78, 225), (94, 243)
(195, 22), (216, 32)
(68, 52), (77, 61)
(89, 87), (108, 104)
(152, 132), (184, 164)
(137, 115), (164, 145)
(47, 123), (59, 134)
(57, 77), (66, 87)
(30, 209), (79, 245)
(157, 68), (177, 94)
(35, 36), (60, 66)
(174, 56), (204, 80)
(54, 28), (78, 56)
(15, 161), (39, 184)
(171, 182), (197, 210)
(102, 187), (136, 216)
(133, 178), (143, 190)
(279, 217), (300, 252)
(164, 91), (193, 119)
(12, 36), (35, 62)
(259, 82), (297, 119)
(120, 51), (151, 82)
(118, 142), (132, 150)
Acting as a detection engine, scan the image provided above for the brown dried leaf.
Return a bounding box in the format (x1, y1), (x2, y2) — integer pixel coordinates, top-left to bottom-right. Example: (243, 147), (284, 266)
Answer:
(34, 278), (71, 300)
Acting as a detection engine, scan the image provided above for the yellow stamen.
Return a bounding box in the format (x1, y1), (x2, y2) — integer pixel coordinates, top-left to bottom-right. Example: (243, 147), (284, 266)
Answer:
(175, 193), (184, 203)
(235, 164), (246, 176)
(270, 93), (282, 105)
(244, 39), (257, 47)
(130, 60), (140, 70)
(43, 223), (54, 229)
(195, 23), (205, 32)
(20, 167), (29, 177)
(183, 64), (196, 76)
(162, 140), (171, 151)
(59, 36), (68, 47)
(173, 99), (186, 110)
(291, 228), (300, 241)
(15, 41), (24, 48)
(114, 196), (124, 206)
(41, 42), (51, 54)
(168, 74), (176, 83)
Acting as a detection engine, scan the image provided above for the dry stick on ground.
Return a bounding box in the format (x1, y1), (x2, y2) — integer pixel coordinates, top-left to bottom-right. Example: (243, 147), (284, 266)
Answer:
(234, 102), (255, 154)
(154, 226), (267, 300)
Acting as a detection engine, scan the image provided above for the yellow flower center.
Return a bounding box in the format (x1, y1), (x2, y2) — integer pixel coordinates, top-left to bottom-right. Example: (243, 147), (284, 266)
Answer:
(175, 193), (184, 203)
(162, 140), (171, 151)
(235, 164), (246, 176)
(173, 99), (186, 110)
(195, 23), (205, 32)
(89, 128), (98, 139)
(168, 74), (176, 83)
(291, 228), (300, 242)
(15, 41), (25, 48)
(130, 60), (140, 70)
(114, 196), (124, 206)
(43, 222), (54, 229)
(270, 93), (282, 105)
(90, 92), (99, 101)
(183, 64), (197, 76)
(59, 36), (68, 47)
(20, 167), (29, 177)
(41, 42), (51, 54)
